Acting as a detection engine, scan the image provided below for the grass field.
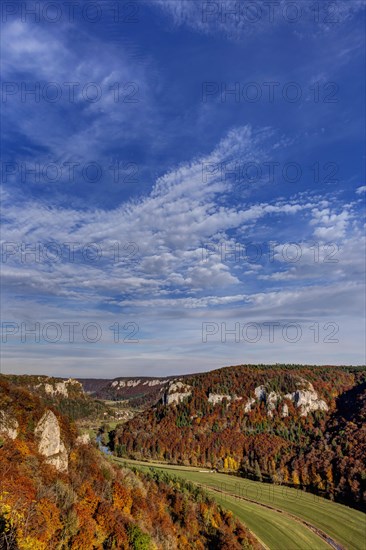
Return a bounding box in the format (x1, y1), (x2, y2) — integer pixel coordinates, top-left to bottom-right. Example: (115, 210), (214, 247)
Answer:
(114, 458), (366, 550)
(204, 488), (330, 550)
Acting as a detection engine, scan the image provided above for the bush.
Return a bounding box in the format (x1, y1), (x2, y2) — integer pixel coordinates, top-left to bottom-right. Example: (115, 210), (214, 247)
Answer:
(127, 524), (151, 550)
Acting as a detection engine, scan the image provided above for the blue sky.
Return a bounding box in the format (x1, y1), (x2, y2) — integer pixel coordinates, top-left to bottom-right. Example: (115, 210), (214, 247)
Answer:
(1, 0), (365, 377)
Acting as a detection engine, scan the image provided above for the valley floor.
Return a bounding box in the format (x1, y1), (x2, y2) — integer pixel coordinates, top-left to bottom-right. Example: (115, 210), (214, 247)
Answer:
(113, 458), (366, 550)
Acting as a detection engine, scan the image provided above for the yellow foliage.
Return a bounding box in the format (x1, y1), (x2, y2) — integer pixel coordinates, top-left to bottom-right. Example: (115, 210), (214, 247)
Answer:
(210, 515), (219, 529)
(69, 450), (78, 463)
(223, 456), (238, 470)
(35, 498), (62, 542)
(18, 537), (47, 550)
(0, 493), (25, 537)
(13, 439), (31, 457)
(292, 470), (300, 486)
(113, 481), (133, 514)
(326, 467), (333, 484)
(179, 534), (190, 548)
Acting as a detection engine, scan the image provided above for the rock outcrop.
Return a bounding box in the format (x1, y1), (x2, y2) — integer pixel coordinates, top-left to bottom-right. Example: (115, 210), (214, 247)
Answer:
(253, 386), (281, 417)
(0, 410), (19, 440)
(284, 381), (328, 416)
(250, 380), (328, 417)
(161, 377), (328, 417)
(112, 379), (141, 388)
(164, 381), (192, 405)
(267, 391), (279, 417)
(244, 397), (255, 412)
(35, 410), (68, 472)
(142, 379), (169, 387)
(37, 377), (82, 398)
(254, 385), (267, 402)
(282, 403), (289, 417)
(76, 433), (91, 445)
(208, 393), (232, 405)
(208, 393), (242, 406)
(111, 378), (169, 388)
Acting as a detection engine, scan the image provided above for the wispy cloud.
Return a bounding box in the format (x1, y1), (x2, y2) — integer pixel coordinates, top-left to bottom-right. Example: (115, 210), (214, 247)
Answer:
(2, 125), (365, 373)
(1, 2), (364, 375)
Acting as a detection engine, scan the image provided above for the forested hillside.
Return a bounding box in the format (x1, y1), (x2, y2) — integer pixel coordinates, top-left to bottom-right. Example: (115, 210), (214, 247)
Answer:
(78, 376), (177, 408)
(1, 374), (113, 422)
(0, 377), (258, 549)
(114, 364), (366, 509)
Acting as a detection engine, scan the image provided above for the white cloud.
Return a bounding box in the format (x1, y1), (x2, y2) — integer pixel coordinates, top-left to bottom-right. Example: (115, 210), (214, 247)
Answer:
(311, 208), (350, 240)
(1, 19), (156, 163)
(1, 124), (365, 374)
(1, 125), (316, 304)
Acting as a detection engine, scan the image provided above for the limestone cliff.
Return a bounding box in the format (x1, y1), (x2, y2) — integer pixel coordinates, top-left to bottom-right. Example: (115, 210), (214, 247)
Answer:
(285, 380), (329, 416)
(164, 381), (192, 405)
(221, 379), (328, 418)
(0, 410), (19, 440)
(34, 410), (68, 472)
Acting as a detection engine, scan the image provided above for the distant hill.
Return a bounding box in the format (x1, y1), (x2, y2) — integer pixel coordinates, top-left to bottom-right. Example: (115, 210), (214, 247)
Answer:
(114, 364), (366, 510)
(0, 373), (114, 422)
(78, 375), (180, 408)
(0, 376), (259, 549)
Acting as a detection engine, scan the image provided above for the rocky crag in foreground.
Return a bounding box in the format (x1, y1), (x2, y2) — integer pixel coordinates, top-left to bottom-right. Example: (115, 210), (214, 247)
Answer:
(114, 364), (366, 509)
(0, 376), (259, 549)
(1, 408), (70, 472)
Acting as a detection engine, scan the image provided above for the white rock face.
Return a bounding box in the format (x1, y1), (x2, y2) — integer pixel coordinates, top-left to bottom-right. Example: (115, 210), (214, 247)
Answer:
(164, 381), (192, 405)
(35, 410), (68, 472)
(127, 379), (141, 387)
(250, 379), (328, 418)
(112, 379), (142, 388)
(112, 378), (169, 389)
(142, 379), (169, 387)
(253, 386), (280, 416)
(208, 393), (242, 406)
(76, 433), (90, 445)
(41, 378), (82, 397)
(0, 410), (19, 440)
(284, 389), (328, 417)
(244, 398), (255, 412)
(267, 391), (279, 417)
(48, 382), (68, 397)
(208, 393), (232, 405)
(254, 386), (266, 402)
